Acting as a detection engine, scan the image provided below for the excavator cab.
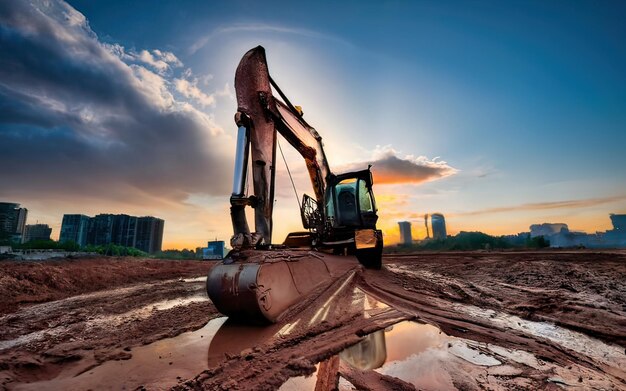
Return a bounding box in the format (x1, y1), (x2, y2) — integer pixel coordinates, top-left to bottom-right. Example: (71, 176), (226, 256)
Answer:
(323, 169), (383, 269)
(297, 166), (382, 269)
(326, 169), (378, 230)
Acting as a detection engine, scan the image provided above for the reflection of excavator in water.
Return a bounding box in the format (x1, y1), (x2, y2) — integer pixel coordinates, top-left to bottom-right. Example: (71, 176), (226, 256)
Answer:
(207, 46), (383, 323)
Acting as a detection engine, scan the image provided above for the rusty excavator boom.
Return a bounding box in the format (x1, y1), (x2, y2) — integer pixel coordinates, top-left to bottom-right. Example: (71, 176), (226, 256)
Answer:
(207, 46), (383, 323)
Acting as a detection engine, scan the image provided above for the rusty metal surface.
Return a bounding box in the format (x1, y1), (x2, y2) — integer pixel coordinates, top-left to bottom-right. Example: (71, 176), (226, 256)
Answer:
(233, 46), (277, 245)
(206, 249), (360, 323)
(275, 100), (330, 206)
(231, 46), (335, 245)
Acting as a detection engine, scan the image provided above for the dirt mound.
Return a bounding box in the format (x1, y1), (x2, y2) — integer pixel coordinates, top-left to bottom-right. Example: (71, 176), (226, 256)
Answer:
(0, 257), (211, 314)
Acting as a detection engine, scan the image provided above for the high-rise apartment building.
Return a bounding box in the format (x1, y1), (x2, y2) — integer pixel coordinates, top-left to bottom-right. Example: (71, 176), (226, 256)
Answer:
(59, 213), (164, 253)
(431, 213), (447, 240)
(135, 217), (164, 254)
(0, 202), (28, 242)
(398, 221), (412, 245)
(23, 224), (52, 243)
(59, 214), (91, 246)
(111, 214), (138, 248)
(89, 214), (114, 246)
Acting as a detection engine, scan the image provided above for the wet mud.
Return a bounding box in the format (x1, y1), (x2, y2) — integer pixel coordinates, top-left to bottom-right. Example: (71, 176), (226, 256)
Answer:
(0, 251), (624, 390)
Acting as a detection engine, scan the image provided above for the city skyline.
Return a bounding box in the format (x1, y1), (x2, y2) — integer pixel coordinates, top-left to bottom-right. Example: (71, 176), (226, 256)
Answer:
(1, 1), (625, 248)
(3, 199), (624, 249)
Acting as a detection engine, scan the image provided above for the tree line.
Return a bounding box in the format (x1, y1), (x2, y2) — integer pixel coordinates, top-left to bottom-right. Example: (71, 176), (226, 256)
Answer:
(0, 238), (198, 259)
(389, 231), (550, 252)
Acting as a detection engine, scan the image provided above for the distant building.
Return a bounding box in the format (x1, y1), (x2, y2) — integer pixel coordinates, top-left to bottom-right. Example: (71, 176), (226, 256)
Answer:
(530, 223), (569, 238)
(135, 217), (164, 254)
(60, 214), (91, 246)
(89, 214), (114, 246)
(23, 224), (52, 243)
(530, 215), (626, 249)
(111, 214), (138, 248)
(0, 202), (28, 242)
(202, 240), (226, 259)
(60, 213), (164, 253)
(197, 241), (226, 259)
(431, 213), (447, 240)
(398, 221), (412, 245)
(604, 214), (626, 248)
(610, 214), (626, 231)
(16, 208), (27, 239)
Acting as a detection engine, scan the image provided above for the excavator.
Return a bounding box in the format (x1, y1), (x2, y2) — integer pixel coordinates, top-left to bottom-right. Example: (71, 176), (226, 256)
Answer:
(207, 46), (383, 324)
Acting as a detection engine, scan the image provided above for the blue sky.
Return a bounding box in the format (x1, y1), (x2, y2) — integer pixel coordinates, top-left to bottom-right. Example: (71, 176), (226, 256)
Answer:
(1, 0), (625, 247)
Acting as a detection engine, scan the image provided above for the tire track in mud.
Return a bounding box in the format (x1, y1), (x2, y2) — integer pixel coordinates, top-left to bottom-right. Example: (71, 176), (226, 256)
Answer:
(357, 262), (626, 387)
(1, 252), (625, 390)
(0, 276), (219, 388)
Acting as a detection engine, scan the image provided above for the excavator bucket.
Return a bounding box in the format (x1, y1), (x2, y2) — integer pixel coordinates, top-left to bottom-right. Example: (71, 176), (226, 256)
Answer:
(207, 250), (360, 323)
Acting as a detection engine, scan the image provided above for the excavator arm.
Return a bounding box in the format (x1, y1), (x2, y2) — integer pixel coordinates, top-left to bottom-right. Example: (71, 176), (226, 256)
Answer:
(230, 46), (331, 248)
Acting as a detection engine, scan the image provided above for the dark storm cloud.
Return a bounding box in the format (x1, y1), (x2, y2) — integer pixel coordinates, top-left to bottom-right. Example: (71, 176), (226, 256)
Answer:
(0, 0), (230, 204)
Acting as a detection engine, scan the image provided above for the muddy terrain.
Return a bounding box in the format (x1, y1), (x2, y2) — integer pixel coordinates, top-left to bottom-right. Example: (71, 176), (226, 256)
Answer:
(0, 251), (624, 390)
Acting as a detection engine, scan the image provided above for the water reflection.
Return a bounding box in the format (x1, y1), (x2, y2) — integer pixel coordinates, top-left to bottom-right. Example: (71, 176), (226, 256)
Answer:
(207, 317), (281, 367)
(15, 317), (229, 391)
(340, 330), (386, 370)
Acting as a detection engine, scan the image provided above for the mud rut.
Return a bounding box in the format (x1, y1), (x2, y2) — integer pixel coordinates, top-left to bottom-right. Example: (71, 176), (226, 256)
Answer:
(0, 251), (624, 390)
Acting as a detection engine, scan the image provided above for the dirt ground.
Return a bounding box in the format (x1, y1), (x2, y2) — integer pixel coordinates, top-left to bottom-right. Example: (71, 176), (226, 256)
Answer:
(0, 251), (624, 390)
(0, 257), (210, 315)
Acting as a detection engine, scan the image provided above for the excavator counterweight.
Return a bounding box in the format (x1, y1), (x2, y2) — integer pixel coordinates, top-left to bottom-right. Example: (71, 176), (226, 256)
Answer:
(207, 46), (383, 323)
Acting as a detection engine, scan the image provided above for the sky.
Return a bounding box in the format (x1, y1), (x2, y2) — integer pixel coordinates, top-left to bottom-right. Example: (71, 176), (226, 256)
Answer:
(1, 0), (625, 248)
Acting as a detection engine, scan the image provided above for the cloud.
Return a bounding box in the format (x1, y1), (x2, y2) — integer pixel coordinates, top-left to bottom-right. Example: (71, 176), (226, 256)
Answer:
(104, 44), (183, 75)
(189, 23), (352, 54)
(456, 195), (626, 216)
(0, 0), (232, 207)
(152, 49), (183, 68)
(338, 146), (458, 185)
(134, 49), (183, 74)
(174, 78), (216, 107)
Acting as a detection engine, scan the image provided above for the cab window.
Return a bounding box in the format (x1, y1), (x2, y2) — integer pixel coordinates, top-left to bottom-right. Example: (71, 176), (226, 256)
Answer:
(358, 179), (374, 213)
(335, 179), (359, 226)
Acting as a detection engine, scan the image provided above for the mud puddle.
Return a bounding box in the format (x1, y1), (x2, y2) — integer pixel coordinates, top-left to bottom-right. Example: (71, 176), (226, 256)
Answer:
(281, 320), (504, 390)
(15, 317), (228, 390)
(281, 318), (623, 391)
(10, 286), (388, 390)
(355, 321), (505, 390)
(15, 312), (294, 391)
